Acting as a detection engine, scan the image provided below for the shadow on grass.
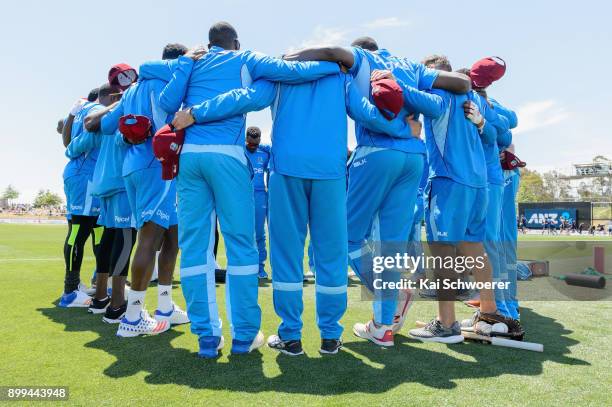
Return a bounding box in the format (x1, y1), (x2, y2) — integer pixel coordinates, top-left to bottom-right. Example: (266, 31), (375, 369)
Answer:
(38, 305), (587, 394)
(256, 277), (361, 288)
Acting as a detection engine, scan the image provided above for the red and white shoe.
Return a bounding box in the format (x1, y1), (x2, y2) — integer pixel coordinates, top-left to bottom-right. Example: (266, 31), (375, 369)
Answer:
(391, 289), (415, 334)
(116, 310), (170, 338)
(353, 320), (394, 347)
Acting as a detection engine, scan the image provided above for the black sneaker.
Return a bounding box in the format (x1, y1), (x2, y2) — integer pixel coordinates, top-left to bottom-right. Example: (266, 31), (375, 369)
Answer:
(102, 303), (127, 324)
(88, 296), (110, 314)
(409, 319), (464, 344)
(267, 335), (304, 356)
(320, 339), (342, 355)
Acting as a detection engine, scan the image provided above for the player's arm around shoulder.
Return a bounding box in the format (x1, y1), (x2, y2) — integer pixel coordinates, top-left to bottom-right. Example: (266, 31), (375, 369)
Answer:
(139, 59), (176, 82)
(399, 80), (447, 119)
(431, 68), (471, 94)
(246, 50), (340, 84)
(100, 98), (124, 135)
(159, 49), (206, 113)
(65, 130), (97, 158)
(283, 46), (355, 71)
(345, 79), (414, 139)
(187, 79), (275, 126)
(490, 98), (518, 129)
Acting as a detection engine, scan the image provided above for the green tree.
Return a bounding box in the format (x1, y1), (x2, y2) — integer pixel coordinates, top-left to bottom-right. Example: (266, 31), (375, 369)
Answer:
(542, 171), (572, 200)
(517, 169), (553, 203)
(591, 175), (612, 199)
(1, 184), (19, 204)
(33, 190), (63, 208)
(577, 182), (595, 201)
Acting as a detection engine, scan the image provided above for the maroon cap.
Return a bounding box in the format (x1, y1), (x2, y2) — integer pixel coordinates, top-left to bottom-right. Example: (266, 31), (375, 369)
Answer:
(501, 150), (526, 170)
(470, 57), (506, 89)
(108, 63), (138, 90)
(153, 124), (185, 180)
(371, 79), (404, 120)
(119, 115), (151, 145)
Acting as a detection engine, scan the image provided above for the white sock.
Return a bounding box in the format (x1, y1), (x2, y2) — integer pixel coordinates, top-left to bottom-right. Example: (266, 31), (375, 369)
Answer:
(157, 284), (173, 313)
(125, 290), (146, 322)
(150, 251), (160, 281)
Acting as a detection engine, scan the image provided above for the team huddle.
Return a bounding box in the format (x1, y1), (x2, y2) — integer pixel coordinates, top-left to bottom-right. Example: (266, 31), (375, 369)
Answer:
(57, 21), (525, 358)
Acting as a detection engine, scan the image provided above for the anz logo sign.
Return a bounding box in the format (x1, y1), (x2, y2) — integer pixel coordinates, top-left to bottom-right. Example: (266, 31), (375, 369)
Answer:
(525, 209), (576, 228)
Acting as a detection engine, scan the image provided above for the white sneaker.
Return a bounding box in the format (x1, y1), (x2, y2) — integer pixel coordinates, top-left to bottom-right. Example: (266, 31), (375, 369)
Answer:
(117, 310), (170, 337)
(154, 303), (190, 326)
(58, 290), (92, 308)
(78, 282), (96, 296)
(250, 331), (265, 351)
(391, 288), (415, 334)
(353, 320), (394, 347)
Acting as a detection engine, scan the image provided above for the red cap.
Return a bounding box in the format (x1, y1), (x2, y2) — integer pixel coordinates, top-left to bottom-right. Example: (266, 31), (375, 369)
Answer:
(153, 124), (185, 180)
(108, 63), (138, 90)
(119, 115), (151, 145)
(501, 150), (526, 170)
(470, 56), (506, 89)
(371, 79), (404, 120)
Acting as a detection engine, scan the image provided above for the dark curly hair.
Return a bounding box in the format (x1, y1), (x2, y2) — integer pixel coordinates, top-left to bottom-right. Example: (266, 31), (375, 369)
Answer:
(162, 43), (188, 60)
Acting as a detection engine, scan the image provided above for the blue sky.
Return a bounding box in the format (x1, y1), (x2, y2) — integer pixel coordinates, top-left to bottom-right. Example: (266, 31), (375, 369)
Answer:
(1, 0), (610, 202)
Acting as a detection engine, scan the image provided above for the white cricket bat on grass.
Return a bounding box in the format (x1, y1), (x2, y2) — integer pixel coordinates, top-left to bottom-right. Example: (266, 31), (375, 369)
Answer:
(414, 321), (543, 352)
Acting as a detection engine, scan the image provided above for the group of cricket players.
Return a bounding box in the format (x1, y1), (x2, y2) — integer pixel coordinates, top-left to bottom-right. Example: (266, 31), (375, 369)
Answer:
(57, 21), (525, 358)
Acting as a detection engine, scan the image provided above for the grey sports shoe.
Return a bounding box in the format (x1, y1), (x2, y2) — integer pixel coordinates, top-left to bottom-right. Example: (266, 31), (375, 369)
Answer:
(409, 319), (464, 344)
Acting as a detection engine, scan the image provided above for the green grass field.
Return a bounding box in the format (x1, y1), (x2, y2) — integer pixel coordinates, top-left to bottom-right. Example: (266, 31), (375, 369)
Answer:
(1, 224), (611, 406)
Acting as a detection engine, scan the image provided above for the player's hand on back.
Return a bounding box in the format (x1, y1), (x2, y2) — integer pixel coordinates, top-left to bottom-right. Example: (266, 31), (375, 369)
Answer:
(406, 114), (422, 138)
(172, 108), (195, 130)
(185, 46), (207, 61)
(463, 101), (484, 128)
(370, 69), (394, 82)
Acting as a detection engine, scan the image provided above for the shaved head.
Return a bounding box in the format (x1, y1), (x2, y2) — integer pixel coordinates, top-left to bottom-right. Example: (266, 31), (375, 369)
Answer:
(351, 36), (378, 51)
(209, 21), (239, 50)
